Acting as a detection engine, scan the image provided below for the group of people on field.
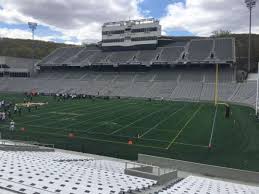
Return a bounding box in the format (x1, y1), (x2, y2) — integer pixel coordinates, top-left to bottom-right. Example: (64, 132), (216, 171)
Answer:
(53, 93), (98, 101)
(0, 94), (37, 131)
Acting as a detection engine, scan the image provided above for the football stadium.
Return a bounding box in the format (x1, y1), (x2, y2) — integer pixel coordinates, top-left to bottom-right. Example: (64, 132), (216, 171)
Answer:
(0, 1), (259, 193)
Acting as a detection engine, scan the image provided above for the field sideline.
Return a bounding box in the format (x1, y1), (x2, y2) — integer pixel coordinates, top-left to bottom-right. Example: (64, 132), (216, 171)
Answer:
(0, 93), (259, 172)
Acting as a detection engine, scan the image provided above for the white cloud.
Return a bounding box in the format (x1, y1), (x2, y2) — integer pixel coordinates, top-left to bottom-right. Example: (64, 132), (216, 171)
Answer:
(0, 27), (57, 42)
(0, 0), (144, 43)
(160, 0), (259, 36)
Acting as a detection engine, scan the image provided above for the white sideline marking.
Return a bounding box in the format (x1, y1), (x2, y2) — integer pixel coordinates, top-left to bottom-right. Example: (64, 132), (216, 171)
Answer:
(166, 105), (203, 149)
(208, 105), (218, 147)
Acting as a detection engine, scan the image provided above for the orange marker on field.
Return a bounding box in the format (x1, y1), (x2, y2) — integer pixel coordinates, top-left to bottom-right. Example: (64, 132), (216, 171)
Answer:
(68, 133), (75, 138)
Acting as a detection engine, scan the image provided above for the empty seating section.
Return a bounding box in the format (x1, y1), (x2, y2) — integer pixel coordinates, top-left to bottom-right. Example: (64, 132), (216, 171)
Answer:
(155, 71), (179, 81)
(179, 70), (203, 82)
(158, 176), (259, 194)
(64, 71), (87, 79)
(146, 82), (177, 98)
(96, 72), (117, 82)
(106, 81), (131, 96)
(231, 81), (256, 105)
(0, 67), (256, 107)
(109, 51), (137, 64)
(90, 51), (112, 64)
(80, 72), (100, 81)
(215, 38), (234, 61)
(135, 72), (155, 82)
(38, 38), (235, 67)
(136, 49), (160, 63)
(120, 82), (152, 97)
(188, 39), (213, 61)
(116, 72), (135, 82)
(54, 47), (84, 64)
(171, 83), (202, 101)
(0, 151), (156, 194)
(204, 68), (216, 83)
(218, 67), (234, 82)
(40, 48), (65, 65)
(218, 83), (237, 101)
(158, 47), (184, 62)
(71, 49), (99, 65)
(200, 83), (215, 101)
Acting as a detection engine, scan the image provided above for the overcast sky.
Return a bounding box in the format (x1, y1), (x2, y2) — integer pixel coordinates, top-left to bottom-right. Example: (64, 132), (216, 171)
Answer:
(0, 0), (258, 44)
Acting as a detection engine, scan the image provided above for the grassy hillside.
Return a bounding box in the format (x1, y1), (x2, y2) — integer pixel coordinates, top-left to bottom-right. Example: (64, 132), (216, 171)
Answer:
(0, 38), (71, 59)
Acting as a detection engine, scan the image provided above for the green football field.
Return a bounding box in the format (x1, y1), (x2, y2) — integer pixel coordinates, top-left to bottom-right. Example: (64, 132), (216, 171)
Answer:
(0, 93), (259, 172)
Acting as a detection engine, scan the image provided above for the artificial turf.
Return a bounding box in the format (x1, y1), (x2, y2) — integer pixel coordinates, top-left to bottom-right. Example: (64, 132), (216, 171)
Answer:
(0, 93), (259, 172)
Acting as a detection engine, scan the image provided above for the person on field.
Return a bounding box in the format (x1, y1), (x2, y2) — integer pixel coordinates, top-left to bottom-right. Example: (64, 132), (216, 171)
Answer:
(14, 105), (18, 114)
(0, 112), (5, 121)
(9, 120), (15, 131)
(18, 108), (22, 116)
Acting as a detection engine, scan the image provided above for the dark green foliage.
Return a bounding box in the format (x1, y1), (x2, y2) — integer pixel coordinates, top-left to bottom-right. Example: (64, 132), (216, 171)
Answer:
(0, 38), (72, 59)
(211, 30), (232, 37)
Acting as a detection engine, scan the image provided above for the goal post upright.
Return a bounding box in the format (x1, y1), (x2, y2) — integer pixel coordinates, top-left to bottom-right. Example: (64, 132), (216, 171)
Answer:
(214, 64), (219, 106)
(256, 62), (259, 115)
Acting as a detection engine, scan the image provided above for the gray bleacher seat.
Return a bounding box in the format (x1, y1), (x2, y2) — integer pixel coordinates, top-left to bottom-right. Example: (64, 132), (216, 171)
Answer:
(179, 69), (203, 82)
(171, 82), (202, 101)
(71, 49), (99, 65)
(109, 51), (137, 64)
(53, 47), (84, 64)
(188, 39), (213, 61)
(39, 48), (65, 65)
(120, 82), (152, 97)
(158, 47), (184, 63)
(90, 51), (113, 65)
(135, 72), (155, 82)
(214, 38), (234, 62)
(231, 81), (256, 105)
(146, 81), (177, 98)
(136, 49), (161, 65)
(96, 72), (117, 82)
(158, 175), (259, 194)
(155, 71), (179, 81)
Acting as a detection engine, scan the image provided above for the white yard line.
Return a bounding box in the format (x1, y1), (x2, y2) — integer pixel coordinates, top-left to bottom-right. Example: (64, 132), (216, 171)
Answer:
(110, 106), (171, 135)
(140, 105), (187, 138)
(208, 105), (218, 147)
(166, 105), (203, 149)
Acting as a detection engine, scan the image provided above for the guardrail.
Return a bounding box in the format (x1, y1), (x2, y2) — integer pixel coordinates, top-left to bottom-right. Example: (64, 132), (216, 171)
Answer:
(125, 161), (177, 184)
(138, 154), (259, 184)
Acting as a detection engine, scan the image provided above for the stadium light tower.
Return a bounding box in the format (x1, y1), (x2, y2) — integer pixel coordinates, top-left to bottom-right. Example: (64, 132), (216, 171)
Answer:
(244, 0), (257, 72)
(28, 22), (37, 67)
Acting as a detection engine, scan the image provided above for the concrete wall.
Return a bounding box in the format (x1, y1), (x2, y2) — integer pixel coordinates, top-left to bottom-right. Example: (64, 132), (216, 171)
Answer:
(0, 56), (40, 75)
(138, 154), (259, 184)
(0, 145), (54, 152)
(125, 165), (177, 184)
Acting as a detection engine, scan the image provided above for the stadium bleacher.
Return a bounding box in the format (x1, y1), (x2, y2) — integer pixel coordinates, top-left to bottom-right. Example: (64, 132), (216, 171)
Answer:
(38, 38), (235, 66)
(157, 175), (259, 194)
(0, 68), (256, 107)
(214, 38), (235, 62)
(157, 46), (184, 63)
(187, 39), (214, 61)
(0, 150), (157, 194)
